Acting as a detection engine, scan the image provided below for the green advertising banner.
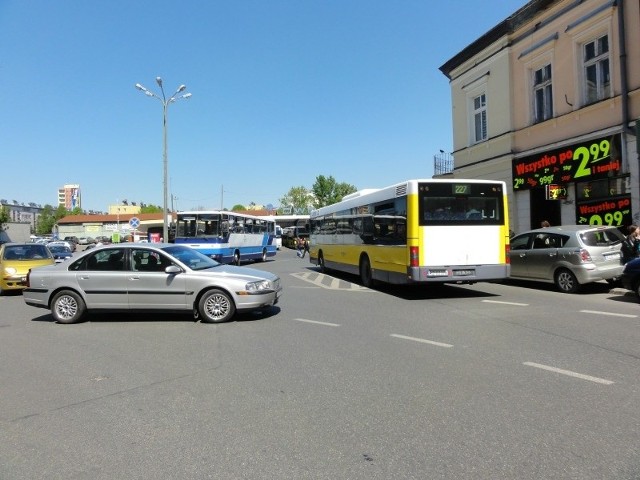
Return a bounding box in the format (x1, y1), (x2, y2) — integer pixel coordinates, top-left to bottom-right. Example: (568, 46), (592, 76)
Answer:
(512, 134), (622, 190)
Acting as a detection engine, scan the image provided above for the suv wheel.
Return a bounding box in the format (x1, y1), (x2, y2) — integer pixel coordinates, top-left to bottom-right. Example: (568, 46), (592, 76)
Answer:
(554, 268), (579, 293)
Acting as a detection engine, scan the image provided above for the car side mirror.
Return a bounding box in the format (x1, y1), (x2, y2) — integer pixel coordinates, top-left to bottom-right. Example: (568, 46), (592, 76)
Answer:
(165, 265), (181, 275)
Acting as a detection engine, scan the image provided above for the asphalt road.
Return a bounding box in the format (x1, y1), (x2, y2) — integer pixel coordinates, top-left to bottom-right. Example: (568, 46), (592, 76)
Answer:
(1, 248), (639, 479)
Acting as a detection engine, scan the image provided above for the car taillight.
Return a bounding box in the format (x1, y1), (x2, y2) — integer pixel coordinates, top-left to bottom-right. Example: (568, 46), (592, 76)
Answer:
(579, 248), (592, 263)
(410, 246), (419, 267)
(505, 244), (510, 264)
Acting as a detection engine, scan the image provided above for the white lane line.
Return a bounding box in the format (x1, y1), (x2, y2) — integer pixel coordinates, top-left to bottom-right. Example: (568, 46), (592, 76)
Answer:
(482, 300), (529, 306)
(579, 310), (637, 318)
(390, 334), (453, 348)
(523, 362), (614, 385)
(293, 318), (340, 327)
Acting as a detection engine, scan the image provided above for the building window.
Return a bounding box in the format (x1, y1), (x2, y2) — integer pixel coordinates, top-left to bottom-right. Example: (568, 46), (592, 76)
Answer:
(472, 93), (487, 143)
(533, 64), (553, 123)
(583, 35), (610, 104)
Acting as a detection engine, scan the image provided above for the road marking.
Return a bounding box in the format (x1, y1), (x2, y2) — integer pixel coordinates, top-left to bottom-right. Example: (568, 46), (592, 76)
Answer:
(390, 334), (453, 348)
(523, 362), (614, 385)
(579, 310), (637, 318)
(482, 300), (529, 306)
(290, 272), (370, 291)
(293, 318), (340, 327)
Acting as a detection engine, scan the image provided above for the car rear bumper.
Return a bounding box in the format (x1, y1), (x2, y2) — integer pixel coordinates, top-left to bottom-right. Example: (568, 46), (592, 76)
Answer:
(574, 264), (624, 284)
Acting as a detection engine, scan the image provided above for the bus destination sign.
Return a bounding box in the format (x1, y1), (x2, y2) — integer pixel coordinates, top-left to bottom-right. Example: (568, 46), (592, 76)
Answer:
(512, 134), (621, 190)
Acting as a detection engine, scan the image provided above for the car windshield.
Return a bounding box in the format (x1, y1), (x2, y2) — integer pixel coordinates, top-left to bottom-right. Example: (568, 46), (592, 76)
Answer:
(3, 244), (52, 260)
(161, 245), (221, 271)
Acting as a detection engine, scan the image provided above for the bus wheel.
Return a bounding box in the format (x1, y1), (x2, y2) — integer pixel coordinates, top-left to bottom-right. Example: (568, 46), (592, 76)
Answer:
(318, 252), (327, 273)
(234, 251), (241, 266)
(261, 248), (267, 262)
(360, 256), (374, 288)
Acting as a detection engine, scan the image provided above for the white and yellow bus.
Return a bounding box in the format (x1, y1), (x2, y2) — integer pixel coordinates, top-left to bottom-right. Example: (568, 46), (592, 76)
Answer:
(309, 179), (510, 286)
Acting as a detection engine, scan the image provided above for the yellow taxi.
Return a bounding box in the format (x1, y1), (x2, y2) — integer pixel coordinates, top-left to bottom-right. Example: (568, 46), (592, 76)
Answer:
(0, 243), (55, 294)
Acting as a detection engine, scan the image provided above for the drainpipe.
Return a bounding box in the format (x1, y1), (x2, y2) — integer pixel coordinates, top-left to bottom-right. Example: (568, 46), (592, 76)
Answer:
(617, 0), (631, 135)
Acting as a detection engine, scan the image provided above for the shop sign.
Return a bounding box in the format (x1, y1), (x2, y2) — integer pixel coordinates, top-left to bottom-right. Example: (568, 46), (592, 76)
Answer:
(576, 195), (631, 226)
(545, 184), (567, 200)
(513, 134), (621, 190)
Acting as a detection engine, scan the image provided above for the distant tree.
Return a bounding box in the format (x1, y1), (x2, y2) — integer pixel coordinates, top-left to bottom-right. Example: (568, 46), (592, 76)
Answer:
(140, 205), (163, 214)
(0, 205), (9, 231)
(279, 186), (312, 211)
(70, 206), (83, 215)
(311, 175), (357, 208)
(36, 204), (67, 236)
(231, 204), (246, 212)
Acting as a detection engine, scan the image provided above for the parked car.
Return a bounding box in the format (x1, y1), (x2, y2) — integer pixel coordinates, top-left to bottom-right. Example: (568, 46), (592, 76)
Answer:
(23, 243), (282, 324)
(508, 225), (624, 293)
(47, 244), (74, 263)
(621, 257), (640, 298)
(47, 240), (75, 251)
(64, 236), (79, 251)
(0, 243), (55, 294)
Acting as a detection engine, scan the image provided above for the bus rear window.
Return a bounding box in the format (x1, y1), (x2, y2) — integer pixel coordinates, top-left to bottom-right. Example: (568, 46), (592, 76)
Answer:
(419, 183), (504, 226)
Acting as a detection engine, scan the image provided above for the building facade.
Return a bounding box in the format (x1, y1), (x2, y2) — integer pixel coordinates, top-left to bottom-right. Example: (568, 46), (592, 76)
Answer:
(58, 184), (81, 210)
(439, 0), (640, 234)
(0, 198), (43, 234)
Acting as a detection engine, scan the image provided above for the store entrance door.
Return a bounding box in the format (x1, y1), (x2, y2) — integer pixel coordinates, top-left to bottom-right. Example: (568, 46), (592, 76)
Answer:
(530, 187), (561, 228)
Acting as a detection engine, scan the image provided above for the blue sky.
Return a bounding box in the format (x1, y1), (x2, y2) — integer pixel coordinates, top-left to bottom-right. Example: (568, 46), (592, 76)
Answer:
(0, 0), (526, 213)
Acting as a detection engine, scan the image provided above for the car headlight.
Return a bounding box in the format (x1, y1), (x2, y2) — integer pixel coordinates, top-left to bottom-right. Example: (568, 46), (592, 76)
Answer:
(4, 267), (17, 275)
(245, 280), (272, 293)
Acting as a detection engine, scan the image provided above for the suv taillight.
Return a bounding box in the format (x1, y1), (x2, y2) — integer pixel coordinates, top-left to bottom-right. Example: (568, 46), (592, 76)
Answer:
(579, 248), (592, 263)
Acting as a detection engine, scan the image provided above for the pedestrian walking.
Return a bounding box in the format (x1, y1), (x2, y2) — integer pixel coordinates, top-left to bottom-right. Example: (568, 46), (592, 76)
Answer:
(300, 238), (310, 258)
(295, 237), (304, 257)
(621, 224), (640, 264)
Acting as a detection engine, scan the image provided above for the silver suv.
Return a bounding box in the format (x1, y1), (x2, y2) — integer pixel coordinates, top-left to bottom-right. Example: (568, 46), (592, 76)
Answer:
(509, 225), (624, 293)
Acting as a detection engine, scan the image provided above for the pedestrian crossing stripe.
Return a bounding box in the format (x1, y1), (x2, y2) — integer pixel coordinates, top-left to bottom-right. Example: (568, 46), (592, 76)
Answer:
(290, 272), (371, 291)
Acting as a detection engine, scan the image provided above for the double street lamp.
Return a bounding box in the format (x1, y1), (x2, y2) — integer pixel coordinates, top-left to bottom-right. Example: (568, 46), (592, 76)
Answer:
(135, 77), (191, 242)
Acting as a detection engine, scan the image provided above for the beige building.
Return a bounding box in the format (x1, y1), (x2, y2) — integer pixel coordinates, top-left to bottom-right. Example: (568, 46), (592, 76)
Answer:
(440, 0), (640, 233)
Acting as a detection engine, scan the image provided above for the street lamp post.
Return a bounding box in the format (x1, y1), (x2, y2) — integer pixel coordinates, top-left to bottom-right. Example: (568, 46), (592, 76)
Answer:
(135, 77), (191, 242)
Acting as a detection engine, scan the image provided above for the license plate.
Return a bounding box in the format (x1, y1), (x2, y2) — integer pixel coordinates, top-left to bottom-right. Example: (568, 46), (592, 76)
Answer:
(454, 269), (474, 276)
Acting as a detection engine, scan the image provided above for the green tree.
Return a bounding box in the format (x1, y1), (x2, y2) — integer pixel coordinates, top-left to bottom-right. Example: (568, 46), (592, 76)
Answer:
(231, 204), (246, 212)
(279, 186), (312, 211)
(311, 175), (357, 208)
(0, 205), (9, 231)
(140, 204), (162, 214)
(35, 204), (67, 235)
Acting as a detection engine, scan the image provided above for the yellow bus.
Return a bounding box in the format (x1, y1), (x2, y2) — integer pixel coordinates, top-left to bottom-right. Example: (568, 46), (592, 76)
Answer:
(309, 179), (510, 286)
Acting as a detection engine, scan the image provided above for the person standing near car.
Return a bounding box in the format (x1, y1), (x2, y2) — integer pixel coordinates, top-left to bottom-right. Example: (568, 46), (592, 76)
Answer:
(621, 224), (640, 264)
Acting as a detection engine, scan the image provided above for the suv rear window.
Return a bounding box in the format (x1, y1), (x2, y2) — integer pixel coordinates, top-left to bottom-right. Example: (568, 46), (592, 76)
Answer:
(580, 229), (623, 246)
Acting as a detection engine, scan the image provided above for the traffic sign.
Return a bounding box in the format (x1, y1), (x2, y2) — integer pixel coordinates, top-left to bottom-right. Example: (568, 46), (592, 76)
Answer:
(129, 217), (140, 229)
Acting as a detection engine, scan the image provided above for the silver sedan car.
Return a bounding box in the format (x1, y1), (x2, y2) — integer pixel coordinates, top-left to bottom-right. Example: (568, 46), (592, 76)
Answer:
(23, 243), (282, 324)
